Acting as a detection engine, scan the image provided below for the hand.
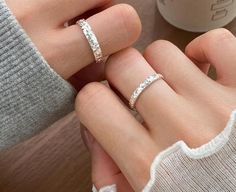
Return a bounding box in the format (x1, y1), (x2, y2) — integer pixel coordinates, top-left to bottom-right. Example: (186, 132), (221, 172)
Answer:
(76, 28), (236, 191)
(5, 0), (141, 88)
(81, 126), (134, 191)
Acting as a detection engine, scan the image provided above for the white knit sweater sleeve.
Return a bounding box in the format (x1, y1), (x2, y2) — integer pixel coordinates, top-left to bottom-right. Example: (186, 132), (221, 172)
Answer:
(143, 109), (236, 192)
(96, 110), (236, 192)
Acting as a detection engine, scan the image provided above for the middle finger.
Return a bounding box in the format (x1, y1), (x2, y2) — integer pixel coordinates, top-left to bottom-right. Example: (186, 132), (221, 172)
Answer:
(106, 49), (180, 128)
(106, 48), (184, 148)
(76, 82), (157, 191)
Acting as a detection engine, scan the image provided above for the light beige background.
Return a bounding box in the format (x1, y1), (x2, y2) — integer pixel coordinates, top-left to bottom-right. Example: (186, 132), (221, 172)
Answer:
(0, 0), (235, 192)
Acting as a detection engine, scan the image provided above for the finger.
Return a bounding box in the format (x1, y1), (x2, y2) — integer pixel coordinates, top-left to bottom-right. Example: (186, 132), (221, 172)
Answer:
(105, 48), (179, 148)
(54, 4), (141, 79)
(76, 82), (157, 191)
(144, 40), (232, 147)
(68, 2), (114, 26)
(81, 126), (134, 191)
(81, 127), (121, 186)
(185, 28), (236, 86)
(144, 40), (215, 97)
(90, 138), (134, 191)
(46, 0), (111, 26)
(7, 0), (111, 26)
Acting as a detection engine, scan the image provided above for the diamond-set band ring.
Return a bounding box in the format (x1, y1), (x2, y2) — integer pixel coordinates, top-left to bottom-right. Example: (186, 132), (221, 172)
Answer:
(129, 74), (164, 110)
(77, 19), (103, 63)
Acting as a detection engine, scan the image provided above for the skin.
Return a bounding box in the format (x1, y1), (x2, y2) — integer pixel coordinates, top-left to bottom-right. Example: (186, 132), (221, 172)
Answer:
(5, 0), (141, 89)
(76, 28), (236, 191)
(5, 0), (236, 190)
(4, 0), (140, 189)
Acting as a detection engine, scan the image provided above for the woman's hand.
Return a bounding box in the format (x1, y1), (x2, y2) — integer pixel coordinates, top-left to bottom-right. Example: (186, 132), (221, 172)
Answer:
(81, 126), (134, 191)
(76, 28), (236, 191)
(5, 0), (141, 88)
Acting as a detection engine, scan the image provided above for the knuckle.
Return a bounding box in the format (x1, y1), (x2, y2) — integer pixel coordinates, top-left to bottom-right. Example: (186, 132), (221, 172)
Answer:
(105, 48), (139, 80)
(113, 4), (141, 43)
(144, 40), (178, 69)
(75, 82), (106, 115)
(204, 28), (235, 45)
(145, 40), (175, 56)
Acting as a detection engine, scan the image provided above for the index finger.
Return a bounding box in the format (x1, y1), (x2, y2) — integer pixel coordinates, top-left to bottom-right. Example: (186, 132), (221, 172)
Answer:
(76, 82), (158, 191)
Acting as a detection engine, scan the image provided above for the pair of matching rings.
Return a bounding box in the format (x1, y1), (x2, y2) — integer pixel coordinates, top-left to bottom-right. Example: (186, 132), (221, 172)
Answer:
(77, 19), (164, 110)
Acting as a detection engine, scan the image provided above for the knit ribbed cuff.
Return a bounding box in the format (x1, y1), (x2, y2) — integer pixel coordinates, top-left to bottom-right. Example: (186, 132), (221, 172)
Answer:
(143, 110), (236, 192)
(0, 0), (76, 150)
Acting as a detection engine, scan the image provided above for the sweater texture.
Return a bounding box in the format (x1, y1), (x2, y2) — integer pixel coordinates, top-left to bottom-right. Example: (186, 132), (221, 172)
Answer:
(0, 0), (76, 150)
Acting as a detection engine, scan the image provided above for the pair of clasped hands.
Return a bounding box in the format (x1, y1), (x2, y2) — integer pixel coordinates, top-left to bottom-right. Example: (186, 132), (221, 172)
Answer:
(7, 0), (236, 191)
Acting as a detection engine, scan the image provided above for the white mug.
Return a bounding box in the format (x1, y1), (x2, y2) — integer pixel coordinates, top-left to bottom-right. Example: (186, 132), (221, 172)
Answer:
(157, 0), (236, 32)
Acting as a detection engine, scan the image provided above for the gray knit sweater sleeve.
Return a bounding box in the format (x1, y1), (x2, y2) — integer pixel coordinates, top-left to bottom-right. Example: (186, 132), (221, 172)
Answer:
(0, 0), (76, 150)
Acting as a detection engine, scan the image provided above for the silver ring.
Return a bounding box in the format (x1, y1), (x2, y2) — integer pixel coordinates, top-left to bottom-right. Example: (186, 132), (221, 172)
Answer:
(77, 19), (103, 63)
(129, 74), (164, 110)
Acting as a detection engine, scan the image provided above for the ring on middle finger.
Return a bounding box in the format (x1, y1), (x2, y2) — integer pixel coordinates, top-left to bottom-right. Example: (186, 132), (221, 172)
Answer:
(129, 73), (164, 110)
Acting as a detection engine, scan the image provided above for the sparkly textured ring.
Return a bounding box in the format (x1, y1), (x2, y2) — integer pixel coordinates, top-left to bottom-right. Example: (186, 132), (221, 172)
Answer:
(129, 74), (164, 110)
(77, 19), (103, 63)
